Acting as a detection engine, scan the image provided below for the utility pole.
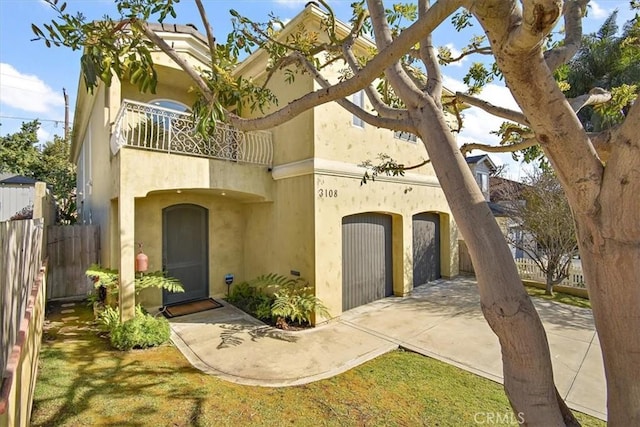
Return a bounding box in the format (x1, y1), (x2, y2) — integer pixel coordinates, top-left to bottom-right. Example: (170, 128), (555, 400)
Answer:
(63, 88), (70, 140)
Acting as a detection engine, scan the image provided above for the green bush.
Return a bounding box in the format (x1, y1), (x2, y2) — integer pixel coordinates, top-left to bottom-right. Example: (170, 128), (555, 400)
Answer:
(227, 281), (274, 321)
(269, 276), (330, 326)
(85, 264), (184, 304)
(109, 306), (170, 351)
(97, 305), (120, 332)
(227, 274), (330, 328)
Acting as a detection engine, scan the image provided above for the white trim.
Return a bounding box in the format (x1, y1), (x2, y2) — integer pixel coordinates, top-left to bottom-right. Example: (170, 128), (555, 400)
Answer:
(272, 158), (440, 187)
(152, 33), (211, 65)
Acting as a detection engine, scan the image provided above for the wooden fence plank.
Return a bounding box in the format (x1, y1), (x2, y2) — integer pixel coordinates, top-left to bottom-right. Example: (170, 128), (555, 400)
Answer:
(46, 225), (100, 300)
(0, 219), (43, 377)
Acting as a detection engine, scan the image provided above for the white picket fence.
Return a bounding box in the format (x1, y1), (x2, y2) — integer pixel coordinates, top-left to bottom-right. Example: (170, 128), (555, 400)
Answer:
(515, 258), (585, 288)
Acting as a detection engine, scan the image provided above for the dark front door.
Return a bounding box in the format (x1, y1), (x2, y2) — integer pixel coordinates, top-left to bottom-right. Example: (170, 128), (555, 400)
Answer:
(162, 204), (209, 305)
(412, 212), (441, 286)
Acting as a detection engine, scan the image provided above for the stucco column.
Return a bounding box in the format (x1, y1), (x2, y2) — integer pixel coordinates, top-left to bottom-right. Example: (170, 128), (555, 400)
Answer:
(118, 194), (136, 321)
(392, 214), (411, 296)
(441, 215), (459, 278)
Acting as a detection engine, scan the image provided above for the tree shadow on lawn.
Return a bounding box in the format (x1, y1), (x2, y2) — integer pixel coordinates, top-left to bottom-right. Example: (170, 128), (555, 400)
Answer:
(216, 323), (297, 349)
(32, 301), (229, 426)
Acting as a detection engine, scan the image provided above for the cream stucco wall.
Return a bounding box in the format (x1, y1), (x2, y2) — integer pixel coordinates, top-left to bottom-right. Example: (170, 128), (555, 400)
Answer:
(71, 17), (460, 322)
(135, 192), (247, 308)
(312, 170), (457, 318)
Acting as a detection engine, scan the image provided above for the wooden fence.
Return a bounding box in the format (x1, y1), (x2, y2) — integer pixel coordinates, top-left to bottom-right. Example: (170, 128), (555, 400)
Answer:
(46, 225), (100, 300)
(0, 219), (44, 376)
(0, 220), (45, 427)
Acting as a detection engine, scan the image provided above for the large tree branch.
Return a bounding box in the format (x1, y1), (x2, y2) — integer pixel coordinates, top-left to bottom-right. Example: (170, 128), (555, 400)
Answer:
(226, 0), (461, 131)
(509, 0), (563, 53)
(461, 129), (614, 162)
(293, 52), (413, 132)
(418, 0), (444, 103)
(135, 21), (214, 99)
(568, 87), (612, 112)
(341, 40), (406, 120)
(461, 138), (538, 155)
(543, 0), (588, 71)
(366, 0), (425, 107)
(194, 0), (217, 64)
(456, 92), (529, 125)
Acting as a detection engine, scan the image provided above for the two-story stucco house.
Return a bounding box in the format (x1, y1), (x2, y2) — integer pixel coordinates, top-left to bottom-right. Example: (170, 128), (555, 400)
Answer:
(71, 4), (459, 321)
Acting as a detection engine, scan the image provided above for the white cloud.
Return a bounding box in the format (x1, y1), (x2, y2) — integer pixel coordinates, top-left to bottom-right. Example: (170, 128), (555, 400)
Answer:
(0, 63), (65, 115)
(36, 127), (52, 143)
(588, 1), (610, 20)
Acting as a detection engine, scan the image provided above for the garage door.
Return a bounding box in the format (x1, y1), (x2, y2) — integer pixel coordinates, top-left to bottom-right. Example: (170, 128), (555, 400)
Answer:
(342, 213), (393, 311)
(412, 212), (440, 286)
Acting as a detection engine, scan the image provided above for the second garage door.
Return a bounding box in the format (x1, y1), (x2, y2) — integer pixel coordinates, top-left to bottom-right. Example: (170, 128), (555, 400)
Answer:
(342, 213), (393, 311)
(412, 212), (441, 286)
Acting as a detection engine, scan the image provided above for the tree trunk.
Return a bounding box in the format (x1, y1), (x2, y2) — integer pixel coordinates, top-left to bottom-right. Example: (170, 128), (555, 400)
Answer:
(414, 108), (570, 425)
(577, 239), (640, 425)
(545, 270), (555, 296)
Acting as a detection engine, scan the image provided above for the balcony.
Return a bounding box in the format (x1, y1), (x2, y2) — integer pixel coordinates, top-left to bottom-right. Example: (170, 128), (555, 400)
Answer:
(110, 100), (273, 166)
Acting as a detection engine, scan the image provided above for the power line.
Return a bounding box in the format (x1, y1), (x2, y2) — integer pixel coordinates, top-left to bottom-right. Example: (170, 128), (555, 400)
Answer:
(0, 115), (69, 125)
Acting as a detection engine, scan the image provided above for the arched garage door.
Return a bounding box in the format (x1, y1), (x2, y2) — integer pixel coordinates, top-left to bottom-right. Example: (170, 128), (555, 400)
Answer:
(342, 213), (393, 311)
(412, 212), (441, 286)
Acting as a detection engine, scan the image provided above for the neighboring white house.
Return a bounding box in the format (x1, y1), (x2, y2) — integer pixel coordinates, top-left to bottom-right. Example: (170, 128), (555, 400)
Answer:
(0, 174), (38, 221)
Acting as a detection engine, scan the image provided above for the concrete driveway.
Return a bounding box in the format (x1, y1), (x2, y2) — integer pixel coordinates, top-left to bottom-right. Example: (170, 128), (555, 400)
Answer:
(168, 276), (606, 420)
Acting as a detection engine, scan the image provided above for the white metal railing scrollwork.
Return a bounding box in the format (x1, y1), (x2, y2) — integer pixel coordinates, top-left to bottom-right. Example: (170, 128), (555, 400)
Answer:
(111, 99), (273, 166)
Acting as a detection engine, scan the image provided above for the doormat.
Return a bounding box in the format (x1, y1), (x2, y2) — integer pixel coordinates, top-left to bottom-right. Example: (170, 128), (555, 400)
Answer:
(162, 298), (223, 318)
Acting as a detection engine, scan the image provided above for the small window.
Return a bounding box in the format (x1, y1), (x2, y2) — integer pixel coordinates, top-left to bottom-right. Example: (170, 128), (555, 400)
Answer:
(352, 91), (364, 128)
(394, 130), (417, 143)
(150, 99), (190, 113)
(148, 99), (190, 130)
(476, 172), (489, 193)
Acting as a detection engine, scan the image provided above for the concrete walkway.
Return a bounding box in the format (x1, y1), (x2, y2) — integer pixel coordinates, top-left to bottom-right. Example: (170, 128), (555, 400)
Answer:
(168, 276), (606, 420)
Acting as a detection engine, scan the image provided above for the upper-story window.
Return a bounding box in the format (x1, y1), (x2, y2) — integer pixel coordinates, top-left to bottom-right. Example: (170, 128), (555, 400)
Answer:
(394, 130), (417, 143)
(352, 91), (364, 128)
(476, 171), (489, 193)
(150, 99), (190, 113)
(148, 99), (190, 129)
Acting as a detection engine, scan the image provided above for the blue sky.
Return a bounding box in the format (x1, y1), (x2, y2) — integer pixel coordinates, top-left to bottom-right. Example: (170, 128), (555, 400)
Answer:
(0, 0), (633, 177)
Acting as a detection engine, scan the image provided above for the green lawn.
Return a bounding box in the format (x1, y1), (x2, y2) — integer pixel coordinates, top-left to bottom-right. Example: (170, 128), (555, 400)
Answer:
(525, 285), (592, 309)
(32, 301), (604, 426)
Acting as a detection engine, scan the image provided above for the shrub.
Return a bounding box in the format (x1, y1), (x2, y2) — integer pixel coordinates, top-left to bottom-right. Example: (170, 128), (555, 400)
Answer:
(228, 273), (330, 328)
(227, 281), (274, 321)
(269, 276), (330, 327)
(97, 305), (120, 332)
(109, 306), (170, 350)
(85, 264), (184, 304)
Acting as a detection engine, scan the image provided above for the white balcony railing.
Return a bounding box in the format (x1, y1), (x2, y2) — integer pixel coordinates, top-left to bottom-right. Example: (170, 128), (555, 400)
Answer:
(110, 99), (273, 166)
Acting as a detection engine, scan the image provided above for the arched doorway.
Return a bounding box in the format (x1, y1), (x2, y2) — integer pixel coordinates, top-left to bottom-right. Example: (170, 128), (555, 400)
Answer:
(162, 204), (209, 305)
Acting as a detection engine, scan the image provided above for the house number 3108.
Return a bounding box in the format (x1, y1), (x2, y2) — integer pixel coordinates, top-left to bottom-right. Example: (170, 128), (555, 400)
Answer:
(318, 189), (338, 198)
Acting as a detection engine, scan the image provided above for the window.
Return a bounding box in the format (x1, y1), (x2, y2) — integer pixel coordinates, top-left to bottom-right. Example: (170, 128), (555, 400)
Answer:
(476, 172), (489, 193)
(352, 91), (364, 128)
(394, 130), (417, 143)
(150, 99), (190, 113)
(148, 99), (190, 131)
